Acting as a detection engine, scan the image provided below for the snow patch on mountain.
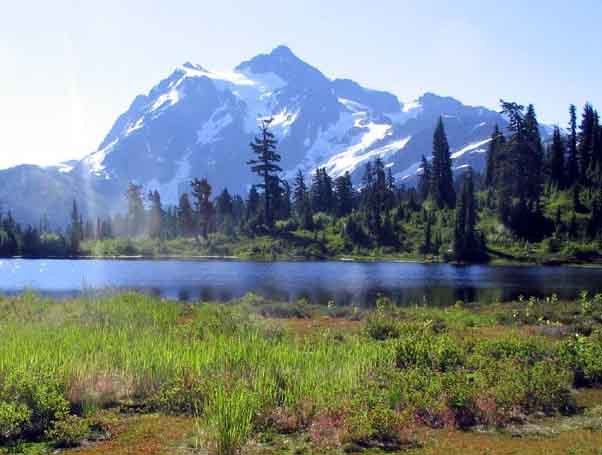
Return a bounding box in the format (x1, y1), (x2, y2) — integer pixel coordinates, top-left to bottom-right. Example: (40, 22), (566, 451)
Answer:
(197, 107), (233, 145)
(83, 140), (116, 177)
(145, 150), (193, 204)
(451, 138), (491, 159)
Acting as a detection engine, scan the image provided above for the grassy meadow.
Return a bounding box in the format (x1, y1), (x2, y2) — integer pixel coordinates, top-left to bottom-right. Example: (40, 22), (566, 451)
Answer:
(2, 292), (602, 454)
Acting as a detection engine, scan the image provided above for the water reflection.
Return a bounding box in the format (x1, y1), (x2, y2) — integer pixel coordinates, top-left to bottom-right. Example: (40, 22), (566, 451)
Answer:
(0, 259), (600, 306)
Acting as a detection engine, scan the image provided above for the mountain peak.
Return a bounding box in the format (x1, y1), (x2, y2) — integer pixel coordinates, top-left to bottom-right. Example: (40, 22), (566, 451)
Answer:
(182, 61), (207, 72)
(270, 44), (296, 58)
(235, 45), (328, 88)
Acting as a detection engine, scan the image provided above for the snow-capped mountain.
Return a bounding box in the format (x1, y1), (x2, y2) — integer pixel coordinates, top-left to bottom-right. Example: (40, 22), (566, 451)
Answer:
(0, 45), (517, 225)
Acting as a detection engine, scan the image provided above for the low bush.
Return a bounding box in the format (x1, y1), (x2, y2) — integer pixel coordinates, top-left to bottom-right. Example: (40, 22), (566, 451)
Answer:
(395, 333), (465, 372)
(45, 415), (90, 448)
(0, 370), (69, 441)
(559, 332), (602, 386)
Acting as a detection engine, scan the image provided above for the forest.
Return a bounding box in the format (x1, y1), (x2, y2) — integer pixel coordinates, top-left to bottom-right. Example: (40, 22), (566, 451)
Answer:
(1, 100), (601, 263)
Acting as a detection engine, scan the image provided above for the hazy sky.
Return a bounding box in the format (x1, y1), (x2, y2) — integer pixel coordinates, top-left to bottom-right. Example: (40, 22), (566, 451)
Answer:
(1, 0), (600, 169)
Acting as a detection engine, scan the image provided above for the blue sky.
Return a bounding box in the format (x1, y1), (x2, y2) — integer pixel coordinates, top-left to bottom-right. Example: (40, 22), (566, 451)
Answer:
(1, 0), (600, 168)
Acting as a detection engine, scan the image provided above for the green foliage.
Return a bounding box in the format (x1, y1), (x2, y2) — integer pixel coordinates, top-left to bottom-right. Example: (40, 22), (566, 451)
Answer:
(0, 370), (69, 441)
(45, 415), (89, 448)
(394, 333), (465, 372)
(0, 403), (31, 441)
(204, 386), (258, 455)
(559, 332), (602, 386)
(1, 292), (601, 451)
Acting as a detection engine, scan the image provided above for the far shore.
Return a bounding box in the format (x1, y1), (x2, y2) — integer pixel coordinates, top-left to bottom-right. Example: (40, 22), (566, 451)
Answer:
(3, 253), (602, 268)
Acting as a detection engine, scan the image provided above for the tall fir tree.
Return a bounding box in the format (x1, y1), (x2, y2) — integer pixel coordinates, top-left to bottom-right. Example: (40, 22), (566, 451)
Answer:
(125, 183), (145, 237)
(177, 193), (195, 237)
(485, 124), (505, 187)
(69, 199), (82, 254)
(578, 103), (596, 183)
(334, 172), (354, 217)
(418, 155), (431, 202)
(567, 104), (579, 186)
(430, 117), (455, 209)
(247, 118), (282, 229)
(148, 190), (163, 239)
(453, 169), (485, 261)
(549, 126), (566, 188)
(191, 178), (214, 239)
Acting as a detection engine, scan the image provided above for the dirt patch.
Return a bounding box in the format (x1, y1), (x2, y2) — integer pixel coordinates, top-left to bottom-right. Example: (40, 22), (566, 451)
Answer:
(71, 414), (195, 455)
(413, 427), (602, 454)
(274, 316), (363, 337)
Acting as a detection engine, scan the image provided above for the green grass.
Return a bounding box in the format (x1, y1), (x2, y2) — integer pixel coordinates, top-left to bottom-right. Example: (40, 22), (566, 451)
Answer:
(2, 292), (602, 453)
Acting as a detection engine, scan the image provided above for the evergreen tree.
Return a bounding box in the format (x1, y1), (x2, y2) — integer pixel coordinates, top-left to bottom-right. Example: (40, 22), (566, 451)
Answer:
(293, 170), (308, 215)
(430, 117), (455, 209)
(549, 126), (566, 188)
(191, 178), (214, 239)
(578, 103), (596, 183)
(567, 104), (579, 186)
(148, 190), (163, 239)
(69, 199), (82, 254)
(420, 211), (433, 255)
(418, 155), (431, 201)
(485, 125), (505, 187)
(247, 118), (282, 229)
(177, 193), (195, 237)
(523, 104), (544, 208)
(334, 172), (354, 217)
(310, 168), (334, 214)
(125, 183), (145, 237)
(246, 185), (261, 221)
(215, 188), (234, 231)
(293, 170), (313, 229)
(453, 169), (486, 261)
(496, 101), (547, 238)
(592, 112), (602, 184)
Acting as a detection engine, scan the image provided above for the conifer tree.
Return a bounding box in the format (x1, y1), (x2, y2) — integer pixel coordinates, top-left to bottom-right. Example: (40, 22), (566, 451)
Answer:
(523, 104), (544, 208)
(125, 183), (145, 237)
(485, 125), (505, 188)
(246, 185), (261, 221)
(567, 104), (579, 186)
(69, 199), (82, 254)
(334, 172), (354, 217)
(550, 126), (566, 188)
(420, 210), (433, 255)
(578, 103), (596, 183)
(247, 118), (282, 229)
(430, 117), (455, 209)
(191, 178), (214, 239)
(418, 155), (431, 201)
(148, 190), (163, 239)
(215, 188), (234, 230)
(453, 169), (485, 261)
(177, 193), (195, 237)
(293, 169), (308, 213)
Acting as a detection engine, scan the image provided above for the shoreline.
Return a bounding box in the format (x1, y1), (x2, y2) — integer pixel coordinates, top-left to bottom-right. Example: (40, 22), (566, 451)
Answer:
(2, 253), (602, 268)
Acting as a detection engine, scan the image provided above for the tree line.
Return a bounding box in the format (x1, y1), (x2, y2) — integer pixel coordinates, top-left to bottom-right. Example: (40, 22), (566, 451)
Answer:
(3, 101), (601, 261)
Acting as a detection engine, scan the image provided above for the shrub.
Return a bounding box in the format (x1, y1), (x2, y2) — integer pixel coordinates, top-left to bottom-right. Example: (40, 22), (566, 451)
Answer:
(483, 359), (574, 416)
(559, 332), (602, 386)
(395, 334), (465, 372)
(148, 374), (205, 415)
(473, 336), (550, 364)
(365, 295), (401, 340)
(0, 371), (69, 440)
(0, 402), (31, 441)
(45, 415), (90, 448)
(275, 219), (298, 233)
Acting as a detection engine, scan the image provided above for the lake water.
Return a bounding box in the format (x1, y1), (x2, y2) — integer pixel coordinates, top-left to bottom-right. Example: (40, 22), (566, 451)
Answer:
(0, 258), (601, 306)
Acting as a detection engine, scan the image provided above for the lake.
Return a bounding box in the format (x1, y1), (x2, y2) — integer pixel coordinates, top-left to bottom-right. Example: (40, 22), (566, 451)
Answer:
(0, 258), (601, 306)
